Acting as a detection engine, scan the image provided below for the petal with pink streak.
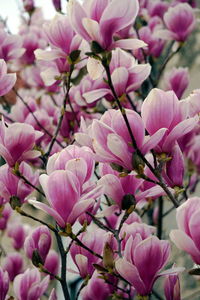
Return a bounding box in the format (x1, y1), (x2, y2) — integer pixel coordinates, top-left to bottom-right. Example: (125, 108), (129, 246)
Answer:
(170, 229), (200, 264)
(65, 158), (88, 186)
(67, 198), (94, 224)
(29, 200), (65, 228)
(162, 117), (198, 152)
(111, 67), (129, 96)
(100, 0), (139, 49)
(113, 39), (147, 51)
(68, 0), (91, 41)
(115, 258), (146, 295)
(127, 64), (151, 92)
(97, 174), (124, 207)
(189, 209), (200, 252)
(111, 109), (145, 149)
(141, 89), (181, 135)
(107, 133), (132, 169)
(141, 128), (167, 154)
(134, 236), (165, 292)
(0, 73), (16, 96)
(82, 18), (102, 44)
(83, 88), (110, 103)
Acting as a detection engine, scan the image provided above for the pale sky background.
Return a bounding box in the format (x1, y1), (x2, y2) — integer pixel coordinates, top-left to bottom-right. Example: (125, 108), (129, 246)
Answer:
(0, 0), (67, 33)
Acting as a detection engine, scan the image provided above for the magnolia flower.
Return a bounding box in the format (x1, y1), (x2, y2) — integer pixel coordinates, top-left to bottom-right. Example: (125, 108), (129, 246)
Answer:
(29, 170), (103, 227)
(13, 269), (49, 300)
(0, 118), (43, 167)
(170, 197), (200, 264)
(0, 59), (16, 96)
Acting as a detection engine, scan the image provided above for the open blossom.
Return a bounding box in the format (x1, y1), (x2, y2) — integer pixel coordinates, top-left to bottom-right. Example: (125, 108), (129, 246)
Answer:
(24, 225), (52, 264)
(141, 88), (198, 153)
(3, 253), (24, 281)
(0, 118), (43, 167)
(69, 0), (145, 51)
(46, 145), (95, 186)
(13, 269), (49, 300)
(163, 67), (189, 99)
(29, 170), (103, 227)
(170, 197), (200, 264)
(76, 108), (166, 170)
(0, 59), (16, 97)
(116, 235), (181, 296)
(157, 3), (196, 41)
(0, 30), (25, 62)
(84, 48), (151, 96)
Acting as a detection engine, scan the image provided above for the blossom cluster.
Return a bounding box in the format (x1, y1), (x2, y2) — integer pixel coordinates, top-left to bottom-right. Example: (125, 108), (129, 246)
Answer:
(0, 0), (200, 299)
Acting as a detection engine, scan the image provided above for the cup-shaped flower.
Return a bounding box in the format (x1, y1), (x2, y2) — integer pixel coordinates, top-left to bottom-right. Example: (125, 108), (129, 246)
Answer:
(0, 118), (43, 167)
(0, 59), (16, 96)
(0, 267), (9, 300)
(115, 236), (179, 296)
(29, 170), (102, 228)
(170, 197), (200, 264)
(69, 0), (143, 51)
(84, 48), (151, 97)
(163, 67), (189, 99)
(13, 269), (49, 300)
(163, 3), (195, 42)
(24, 225), (52, 265)
(3, 253), (24, 281)
(46, 145), (95, 186)
(141, 88), (198, 153)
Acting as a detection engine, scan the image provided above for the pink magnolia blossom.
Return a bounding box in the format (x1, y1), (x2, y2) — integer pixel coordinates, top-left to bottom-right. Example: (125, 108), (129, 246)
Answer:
(116, 235), (181, 296)
(0, 30), (25, 62)
(0, 267), (9, 300)
(69, 0), (144, 51)
(49, 289), (57, 300)
(0, 59), (16, 97)
(3, 253), (24, 281)
(46, 145), (95, 186)
(24, 225), (52, 264)
(84, 48), (150, 97)
(13, 269), (49, 300)
(170, 197), (200, 264)
(163, 67), (189, 99)
(158, 3), (196, 41)
(0, 118), (43, 167)
(141, 88), (198, 153)
(7, 221), (29, 250)
(29, 170), (103, 227)
(78, 108), (166, 170)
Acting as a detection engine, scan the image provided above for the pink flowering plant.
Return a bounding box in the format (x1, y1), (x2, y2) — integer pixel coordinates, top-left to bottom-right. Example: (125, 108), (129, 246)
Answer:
(0, 0), (200, 299)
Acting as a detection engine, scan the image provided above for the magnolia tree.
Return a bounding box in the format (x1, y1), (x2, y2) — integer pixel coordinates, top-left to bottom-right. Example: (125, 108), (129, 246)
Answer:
(0, 0), (200, 299)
